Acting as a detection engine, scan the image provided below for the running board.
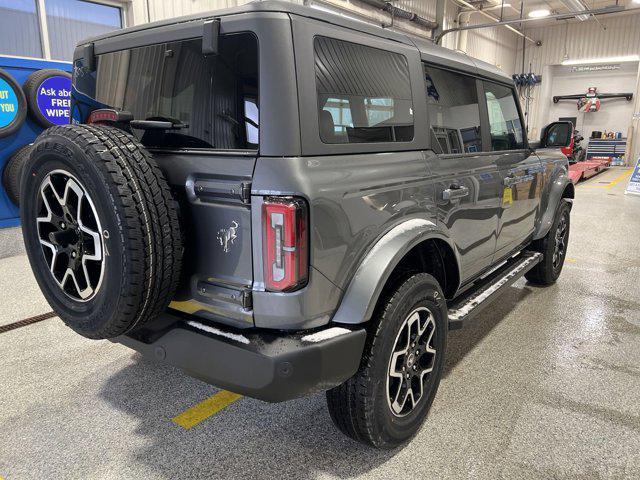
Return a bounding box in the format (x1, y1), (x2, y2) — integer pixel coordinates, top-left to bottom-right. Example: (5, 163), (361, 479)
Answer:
(447, 251), (542, 330)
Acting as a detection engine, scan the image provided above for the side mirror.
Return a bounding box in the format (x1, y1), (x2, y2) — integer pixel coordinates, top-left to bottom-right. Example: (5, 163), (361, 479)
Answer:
(540, 121), (573, 148)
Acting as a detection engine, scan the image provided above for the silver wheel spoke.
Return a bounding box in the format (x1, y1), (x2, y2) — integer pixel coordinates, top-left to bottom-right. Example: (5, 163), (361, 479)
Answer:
(387, 306), (437, 417)
(35, 170), (105, 302)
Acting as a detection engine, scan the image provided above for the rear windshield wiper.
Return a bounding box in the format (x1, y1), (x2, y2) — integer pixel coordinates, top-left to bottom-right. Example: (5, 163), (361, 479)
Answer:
(130, 116), (189, 130)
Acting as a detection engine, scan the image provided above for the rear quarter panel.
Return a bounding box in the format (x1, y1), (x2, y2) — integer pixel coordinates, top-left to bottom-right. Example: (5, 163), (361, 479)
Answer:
(252, 154), (437, 292)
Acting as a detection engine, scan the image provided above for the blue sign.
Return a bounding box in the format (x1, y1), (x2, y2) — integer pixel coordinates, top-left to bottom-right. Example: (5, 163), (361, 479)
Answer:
(36, 75), (72, 125)
(0, 77), (19, 128)
(625, 158), (640, 196)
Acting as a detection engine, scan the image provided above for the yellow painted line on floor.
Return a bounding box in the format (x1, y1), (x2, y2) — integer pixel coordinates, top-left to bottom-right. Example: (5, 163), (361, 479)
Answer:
(604, 168), (633, 187)
(565, 257), (577, 263)
(172, 390), (243, 430)
(582, 168), (632, 188)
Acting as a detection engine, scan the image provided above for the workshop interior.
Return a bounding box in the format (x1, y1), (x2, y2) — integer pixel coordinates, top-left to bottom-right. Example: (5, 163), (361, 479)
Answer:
(1, 0), (640, 478)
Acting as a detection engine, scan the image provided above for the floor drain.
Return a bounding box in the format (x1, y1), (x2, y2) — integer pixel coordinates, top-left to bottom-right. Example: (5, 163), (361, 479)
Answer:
(0, 311), (56, 334)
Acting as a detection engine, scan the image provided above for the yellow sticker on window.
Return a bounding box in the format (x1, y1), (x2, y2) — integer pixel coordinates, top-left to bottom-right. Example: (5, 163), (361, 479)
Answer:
(502, 187), (513, 206)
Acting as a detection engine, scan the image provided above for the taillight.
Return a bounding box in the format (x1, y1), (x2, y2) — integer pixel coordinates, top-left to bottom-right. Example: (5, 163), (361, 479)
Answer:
(262, 197), (308, 292)
(87, 109), (132, 125)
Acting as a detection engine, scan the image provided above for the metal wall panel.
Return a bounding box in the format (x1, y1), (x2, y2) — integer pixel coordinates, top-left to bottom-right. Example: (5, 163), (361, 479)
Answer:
(521, 14), (640, 73)
(518, 12), (640, 135)
(464, 21), (519, 75)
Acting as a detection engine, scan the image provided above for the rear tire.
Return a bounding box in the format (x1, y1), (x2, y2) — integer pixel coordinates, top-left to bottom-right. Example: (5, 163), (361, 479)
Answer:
(21, 124), (183, 339)
(525, 200), (571, 286)
(326, 273), (447, 449)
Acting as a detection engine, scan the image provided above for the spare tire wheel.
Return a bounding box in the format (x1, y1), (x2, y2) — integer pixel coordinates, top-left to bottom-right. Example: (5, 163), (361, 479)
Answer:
(2, 143), (32, 206)
(21, 124), (183, 339)
(22, 69), (72, 128)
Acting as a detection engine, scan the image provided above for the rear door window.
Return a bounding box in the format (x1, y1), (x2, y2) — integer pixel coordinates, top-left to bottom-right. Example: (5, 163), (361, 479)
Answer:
(314, 36), (414, 144)
(423, 64), (482, 154)
(77, 33), (259, 150)
(482, 81), (524, 151)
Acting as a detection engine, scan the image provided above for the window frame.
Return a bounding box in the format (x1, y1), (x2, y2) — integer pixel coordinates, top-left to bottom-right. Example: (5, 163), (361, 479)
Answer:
(423, 61), (529, 157)
(479, 79), (528, 153)
(313, 35), (415, 146)
(423, 62), (487, 157)
(291, 17), (428, 156)
(90, 31), (260, 152)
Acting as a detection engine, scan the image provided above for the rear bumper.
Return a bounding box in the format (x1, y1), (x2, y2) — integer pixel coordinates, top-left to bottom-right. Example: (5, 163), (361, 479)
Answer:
(114, 312), (366, 402)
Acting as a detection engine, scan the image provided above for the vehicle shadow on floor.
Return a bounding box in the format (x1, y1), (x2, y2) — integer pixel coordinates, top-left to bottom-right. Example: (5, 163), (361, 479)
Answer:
(443, 283), (534, 377)
(99, 283), (535, 480)
(100, 357), (398, 479)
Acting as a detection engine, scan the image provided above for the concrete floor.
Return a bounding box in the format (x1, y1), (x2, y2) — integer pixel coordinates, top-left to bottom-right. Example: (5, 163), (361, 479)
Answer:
(1, 167), (639, 479)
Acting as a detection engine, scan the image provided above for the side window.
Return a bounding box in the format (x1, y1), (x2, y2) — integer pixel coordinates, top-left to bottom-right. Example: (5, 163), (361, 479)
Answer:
(314, 36), (414, 144)
(483, 81), (524, 151)
(92, 33), (259, 150)
(423, 64), (482, 154)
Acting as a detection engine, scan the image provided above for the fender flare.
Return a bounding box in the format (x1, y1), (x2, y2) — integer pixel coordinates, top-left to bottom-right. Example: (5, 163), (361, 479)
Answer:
(331, 218), (460, 325)
(534, 166), (574, 240)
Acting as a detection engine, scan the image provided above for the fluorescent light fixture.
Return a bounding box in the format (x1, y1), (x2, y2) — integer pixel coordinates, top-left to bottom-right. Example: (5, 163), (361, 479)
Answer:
(561, 55), (640, 65)
(633, 0), (640, 4)
(528, 8), (551, 18)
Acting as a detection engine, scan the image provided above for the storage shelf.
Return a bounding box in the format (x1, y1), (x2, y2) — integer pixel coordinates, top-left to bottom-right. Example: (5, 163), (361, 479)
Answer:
(586, 138), (626, 159)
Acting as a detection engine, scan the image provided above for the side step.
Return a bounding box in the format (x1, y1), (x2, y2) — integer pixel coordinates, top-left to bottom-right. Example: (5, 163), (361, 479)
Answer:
(447, 251), (542, 330)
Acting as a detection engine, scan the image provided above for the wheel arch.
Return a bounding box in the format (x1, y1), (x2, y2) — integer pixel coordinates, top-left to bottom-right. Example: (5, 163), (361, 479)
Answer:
(533, 165), (574, 240)
(331, 218), (460, 325)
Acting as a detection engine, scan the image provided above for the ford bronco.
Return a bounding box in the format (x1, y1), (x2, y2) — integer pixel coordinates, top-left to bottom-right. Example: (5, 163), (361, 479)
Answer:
(20, 1), (574, 448)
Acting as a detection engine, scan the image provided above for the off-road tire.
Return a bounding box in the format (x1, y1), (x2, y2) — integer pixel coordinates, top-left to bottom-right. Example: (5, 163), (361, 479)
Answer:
(525, 200), (571, 285)
(21, 124), (182, 339)
(2, 144), (31, 205)
(22, 69), (72, 128)
(326, 273), (447, 449)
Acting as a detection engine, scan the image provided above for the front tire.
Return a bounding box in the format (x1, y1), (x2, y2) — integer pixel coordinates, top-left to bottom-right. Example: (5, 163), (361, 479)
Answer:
(326, 273), (447, 448)
(525, 200), (571, 285)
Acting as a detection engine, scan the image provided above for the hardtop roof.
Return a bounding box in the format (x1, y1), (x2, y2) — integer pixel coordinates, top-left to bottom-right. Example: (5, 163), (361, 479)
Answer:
(81, 0), (511, 83)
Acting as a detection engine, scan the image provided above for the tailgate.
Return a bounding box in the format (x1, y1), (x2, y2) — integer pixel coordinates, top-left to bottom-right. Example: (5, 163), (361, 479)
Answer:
(153, 152), (256, 328)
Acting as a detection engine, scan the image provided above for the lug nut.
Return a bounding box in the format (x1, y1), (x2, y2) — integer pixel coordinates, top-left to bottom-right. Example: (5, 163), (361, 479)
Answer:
(413, 365), (417, 370)
(71, 251), (77, 258)
(60, 222), (66, 229)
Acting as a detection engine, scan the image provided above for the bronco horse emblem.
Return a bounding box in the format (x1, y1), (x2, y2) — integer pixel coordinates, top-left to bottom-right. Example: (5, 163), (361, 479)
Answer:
(217, 221), (239, 253)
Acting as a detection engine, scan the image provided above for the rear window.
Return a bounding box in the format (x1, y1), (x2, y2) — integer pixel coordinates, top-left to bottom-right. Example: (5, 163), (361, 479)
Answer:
(314, 36), (413, 144)
(72, 33), (259, 150)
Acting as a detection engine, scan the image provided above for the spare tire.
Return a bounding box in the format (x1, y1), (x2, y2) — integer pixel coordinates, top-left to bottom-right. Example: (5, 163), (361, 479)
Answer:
(21, 124), (183, 339)
(2, 144), (32, 205)
(22, 69), (72, 128)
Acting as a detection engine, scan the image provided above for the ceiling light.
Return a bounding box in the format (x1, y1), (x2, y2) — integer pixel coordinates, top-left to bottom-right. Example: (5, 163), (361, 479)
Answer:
(528, 8), (551, 18)
(561, 55), (640, 65)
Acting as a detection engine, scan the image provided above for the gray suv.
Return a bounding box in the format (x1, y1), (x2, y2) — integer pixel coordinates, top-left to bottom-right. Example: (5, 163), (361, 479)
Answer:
(20, 1), (574, 449)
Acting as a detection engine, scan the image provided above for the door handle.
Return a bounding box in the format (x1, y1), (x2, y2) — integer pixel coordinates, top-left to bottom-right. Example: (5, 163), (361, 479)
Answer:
(442, 184), (469, 200)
